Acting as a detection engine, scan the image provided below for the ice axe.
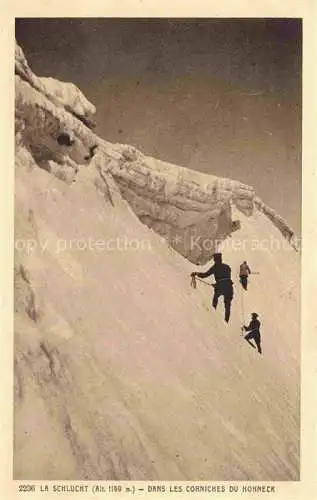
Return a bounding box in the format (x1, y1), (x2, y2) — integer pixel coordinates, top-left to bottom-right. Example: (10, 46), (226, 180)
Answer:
(190, 274), (214, 289)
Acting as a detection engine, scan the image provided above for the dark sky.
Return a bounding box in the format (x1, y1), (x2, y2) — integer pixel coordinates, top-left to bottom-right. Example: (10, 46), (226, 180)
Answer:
(15, 18), (302, 233)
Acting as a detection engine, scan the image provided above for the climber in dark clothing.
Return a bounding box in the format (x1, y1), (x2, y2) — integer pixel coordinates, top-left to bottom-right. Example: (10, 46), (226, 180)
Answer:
(239, 261), (252, 290)
(243, 313), (262, 354)
(191, 253), (234, 322)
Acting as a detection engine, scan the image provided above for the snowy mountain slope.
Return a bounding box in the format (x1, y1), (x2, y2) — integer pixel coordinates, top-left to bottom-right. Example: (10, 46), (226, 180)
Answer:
(16, 41), (298, 265)
(14, 42), (300, 481)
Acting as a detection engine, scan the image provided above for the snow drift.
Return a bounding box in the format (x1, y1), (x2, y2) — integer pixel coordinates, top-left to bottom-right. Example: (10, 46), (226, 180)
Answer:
(14, 42), (300, 480)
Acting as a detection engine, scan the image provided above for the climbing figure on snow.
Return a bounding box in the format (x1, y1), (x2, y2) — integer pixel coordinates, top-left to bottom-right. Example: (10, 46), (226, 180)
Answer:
(191, 253), (234, 323)
(239, 260), (252, 291)
(243, 312), (262, 354)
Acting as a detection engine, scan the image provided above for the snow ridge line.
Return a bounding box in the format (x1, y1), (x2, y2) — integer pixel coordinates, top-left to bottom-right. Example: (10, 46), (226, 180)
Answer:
(254, 197), (300, 252)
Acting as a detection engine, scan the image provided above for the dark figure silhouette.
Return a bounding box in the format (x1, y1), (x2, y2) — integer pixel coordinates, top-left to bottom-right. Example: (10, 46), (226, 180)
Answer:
(243, 313), (262, 354)
(239, 261), (252, 291)
(191, 253), (234, 322)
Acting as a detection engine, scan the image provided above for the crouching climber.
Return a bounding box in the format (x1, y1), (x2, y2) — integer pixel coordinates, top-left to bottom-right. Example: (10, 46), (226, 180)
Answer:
(191, 253), (234, 323)
(243, 312), (262, 354)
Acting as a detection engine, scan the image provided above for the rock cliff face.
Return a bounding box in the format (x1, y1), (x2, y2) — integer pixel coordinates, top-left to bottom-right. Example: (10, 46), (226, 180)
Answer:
(14, 41), (300, 481)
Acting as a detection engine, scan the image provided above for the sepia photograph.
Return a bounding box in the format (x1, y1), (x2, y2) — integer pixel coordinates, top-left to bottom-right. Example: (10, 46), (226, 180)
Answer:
(13, 17), (301, 483)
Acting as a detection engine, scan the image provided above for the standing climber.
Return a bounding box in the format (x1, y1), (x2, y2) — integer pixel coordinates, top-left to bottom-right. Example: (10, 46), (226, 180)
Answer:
(191, 253), (234, 323)
(243, 312), (262, 354)
(239, 260), (252, 291)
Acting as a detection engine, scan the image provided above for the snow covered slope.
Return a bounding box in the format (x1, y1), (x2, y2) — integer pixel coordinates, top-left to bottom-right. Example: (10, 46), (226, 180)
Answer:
(14, 42), (300, 480)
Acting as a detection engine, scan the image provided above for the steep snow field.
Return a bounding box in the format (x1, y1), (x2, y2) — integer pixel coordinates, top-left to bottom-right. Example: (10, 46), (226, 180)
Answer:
(14, 157), (299, 480)
(14, 41), (300, 481)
